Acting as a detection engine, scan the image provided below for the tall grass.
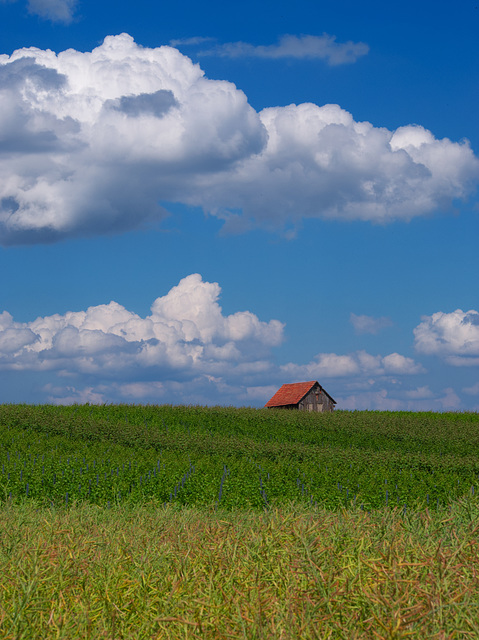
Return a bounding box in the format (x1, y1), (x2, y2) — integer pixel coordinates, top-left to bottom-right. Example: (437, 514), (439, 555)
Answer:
(1, 499), (479, 639)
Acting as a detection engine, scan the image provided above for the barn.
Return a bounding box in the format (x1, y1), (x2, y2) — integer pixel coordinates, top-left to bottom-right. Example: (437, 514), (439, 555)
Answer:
(265, 381), (336, 412)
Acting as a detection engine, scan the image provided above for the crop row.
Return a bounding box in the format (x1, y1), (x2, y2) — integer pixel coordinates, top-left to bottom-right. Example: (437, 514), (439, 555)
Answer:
(1, 436), (477, 512)
(2, 404), (479, 459)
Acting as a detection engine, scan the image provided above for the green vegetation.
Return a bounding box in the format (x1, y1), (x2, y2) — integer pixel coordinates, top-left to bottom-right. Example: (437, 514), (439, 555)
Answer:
(1, 405), (479, 638)
(1, 404), (478, 511)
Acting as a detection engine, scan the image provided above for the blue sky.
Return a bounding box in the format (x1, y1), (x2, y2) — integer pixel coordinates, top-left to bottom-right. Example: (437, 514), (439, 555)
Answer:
(0, 0), (478, 409)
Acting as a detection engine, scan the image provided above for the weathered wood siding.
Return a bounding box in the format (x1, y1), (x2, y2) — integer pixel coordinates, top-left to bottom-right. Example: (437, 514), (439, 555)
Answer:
(297, 384), (334, 412)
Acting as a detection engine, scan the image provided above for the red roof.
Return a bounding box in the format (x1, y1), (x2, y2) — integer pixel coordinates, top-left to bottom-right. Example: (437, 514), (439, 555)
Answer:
(265, 381), (318, 407)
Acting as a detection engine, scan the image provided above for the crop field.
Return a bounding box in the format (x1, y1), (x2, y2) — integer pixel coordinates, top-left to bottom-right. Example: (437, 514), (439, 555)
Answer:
(1, 405), (479, 639)
(1, 404), (479, 513)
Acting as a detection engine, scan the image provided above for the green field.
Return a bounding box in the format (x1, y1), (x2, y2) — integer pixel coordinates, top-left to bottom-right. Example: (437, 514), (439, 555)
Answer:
(1, 404), (479, 512)
(1, 405), (479, 639)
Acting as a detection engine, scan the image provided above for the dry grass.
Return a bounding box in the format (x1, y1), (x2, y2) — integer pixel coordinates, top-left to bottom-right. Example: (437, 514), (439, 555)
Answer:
(1, 500), (478, 639)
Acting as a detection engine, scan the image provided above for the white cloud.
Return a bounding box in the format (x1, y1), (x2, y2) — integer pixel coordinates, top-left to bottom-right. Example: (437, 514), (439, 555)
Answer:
(404, 385), (435, 399)
(44, 383), (106, 405)
(463, 381), (479, 395)
(336, 385), (461, 411)
(335, 389), (404, 411)
(244, 384), (279, 401)
(0, 35), (265, 244)
(382, 353), (425, 374)
(110, 381), (165, 400)
(202, 109), (479, 234)
(414, 309), (479, 365)
(437, 387), (462, 410)
(0, 274), (436, 407)
(199, 34), (369, 65)
(280, 349), (425, 380)
(0, 274), (284, 379)
(0, 34), (477, 245)
(350, 313), (393, 334)
(27, 0), (77, 23)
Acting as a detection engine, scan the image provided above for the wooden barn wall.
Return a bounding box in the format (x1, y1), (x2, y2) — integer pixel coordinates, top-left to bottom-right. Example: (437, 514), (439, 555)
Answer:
(298, 386), (335, 412)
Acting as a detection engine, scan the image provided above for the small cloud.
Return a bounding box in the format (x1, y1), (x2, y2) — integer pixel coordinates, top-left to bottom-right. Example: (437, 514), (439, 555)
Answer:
(463, 381), (479, 395)
(170, 36), (216, 47)
(245, 385), (278, 401)
(200, 34), (369, 66)
(414, 309), (479, 364)
(350, 313), (393, 335)
(118, 382), (165, 399)
(27, 0), (77, 23)
(404, 385), (435, 399)
(438, 387), (461, 410)
(382, 353), (425, 375)
(445, 356), (479, 367)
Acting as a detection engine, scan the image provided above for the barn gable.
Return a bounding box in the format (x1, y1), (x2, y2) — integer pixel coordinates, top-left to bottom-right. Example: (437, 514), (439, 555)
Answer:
(265, 381), (336, 412)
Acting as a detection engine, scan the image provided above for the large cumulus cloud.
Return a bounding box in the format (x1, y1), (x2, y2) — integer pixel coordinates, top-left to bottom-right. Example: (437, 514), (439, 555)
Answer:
(0, 34), (477, 244)
(0, 274), (284, 377)
(199, 105), (479, 232)
(0, 34), (265, 244)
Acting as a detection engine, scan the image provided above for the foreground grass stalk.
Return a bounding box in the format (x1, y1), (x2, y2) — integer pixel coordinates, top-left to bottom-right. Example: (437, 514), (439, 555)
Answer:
(0, 500), (479, 639)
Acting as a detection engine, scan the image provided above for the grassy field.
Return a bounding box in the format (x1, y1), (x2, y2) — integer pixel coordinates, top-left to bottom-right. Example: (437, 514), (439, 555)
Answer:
(1, 405), (479, 638)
